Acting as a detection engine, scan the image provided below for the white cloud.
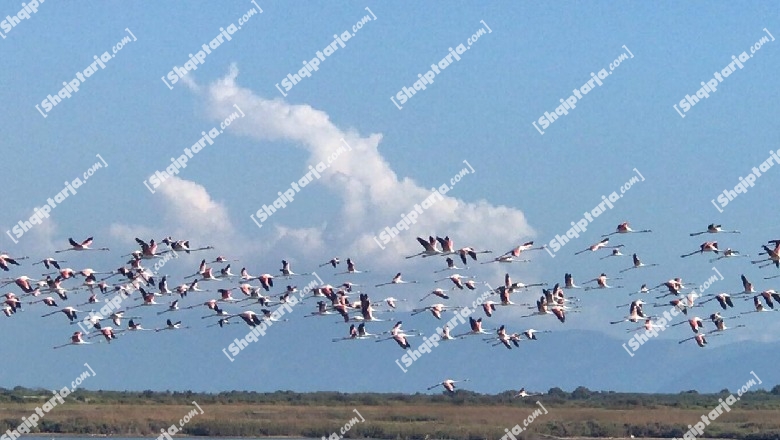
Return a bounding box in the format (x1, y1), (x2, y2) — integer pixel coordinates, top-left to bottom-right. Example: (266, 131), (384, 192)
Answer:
(195, 64), (536, 271)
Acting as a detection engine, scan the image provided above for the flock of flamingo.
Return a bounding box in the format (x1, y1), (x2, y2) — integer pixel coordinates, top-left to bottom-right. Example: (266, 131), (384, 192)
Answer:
(2, 221), (779, 394)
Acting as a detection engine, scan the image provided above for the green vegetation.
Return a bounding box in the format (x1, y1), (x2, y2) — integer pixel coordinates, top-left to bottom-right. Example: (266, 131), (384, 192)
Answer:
(1, 386), (780, 439)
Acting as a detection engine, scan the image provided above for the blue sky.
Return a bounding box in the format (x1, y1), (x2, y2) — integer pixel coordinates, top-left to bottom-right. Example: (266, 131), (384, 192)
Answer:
(1, 1), (779, 395)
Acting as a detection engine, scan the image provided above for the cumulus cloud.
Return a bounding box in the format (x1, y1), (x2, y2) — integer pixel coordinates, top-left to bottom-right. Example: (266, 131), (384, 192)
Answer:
(196, 64), (536, 271)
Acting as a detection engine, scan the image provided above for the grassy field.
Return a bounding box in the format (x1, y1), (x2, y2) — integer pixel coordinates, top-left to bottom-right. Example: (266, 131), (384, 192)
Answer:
(2, 398), (780, 439)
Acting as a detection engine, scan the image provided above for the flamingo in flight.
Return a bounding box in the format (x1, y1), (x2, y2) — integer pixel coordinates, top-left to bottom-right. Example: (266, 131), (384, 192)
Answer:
(418, 288), (449, 302)
(710, 248), (748, 262)
(0, 253), (25, 271)
(619, 254), (659, 273)
(732, 274), (755, 297)
(55, 237), (110, 253)
(319, 257), (339, 268)
(406, 236), (442, 259)
(42, 306), (83, 322)
(32, 258), (64, 270)
(583, 273), (623, 291)
(699, 293), (735, 310)
(482, 242), (542, 264)
(751, 242), (780, 269)
(680, 242), (719, 258)
(53, 331), (92, 349)
(564, 273), (581, 289)
(678, 332), (720, 347)
(610, 300), (647, 324)
(427, 379), (469, 393)
(740, 295), (779, 315)
(280, 260), (309, 278)
(574, 238), (624, 255)
(153, 319), (188, 332)
(375, 272), (418, 288)
(602, 221), (652, 237)
(689, 224), (740, 236)
(452, 317), (493, 337)
(160, 237), (213, 254)
(335, 258), (369, 275)
(746, 290), (780, 309)
(600, 248), (624, 260)
(411, 303), (453, 320)
(435, 257), (466, 273)
(435, 274), (474, 290)
(514, 388), (541, 398)
(670, 316), (704, 333)
(375, 322), (416, 348)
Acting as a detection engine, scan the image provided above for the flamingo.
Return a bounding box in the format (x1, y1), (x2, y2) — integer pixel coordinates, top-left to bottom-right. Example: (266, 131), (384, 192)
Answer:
(600, 248), (624, 260)
(584, 273), (623, 291)
(520, 297), (567, 323)
(629, 284), (650, 296)
(681, 242), (719, 258)
(482, 242), (541, 264)
(513, 388), (541, 398)
(653, 278), (686, 298)
(619, 254), (659, 273)
(732, 274), (755, 297)
(206, 318), (233, 328)
(564, 273), (581, 289)
(602, 222), (652, 237)
(55, 237), (109, 253)
(183, 259), (209, 279)
(751, 244), (780, 269)
(42, 306), (83, 322)
(319, 257), (339, 268)
(747, 290), (780, 309)
(123, 319), (153, 332)
(678, 332), (720, 347)
(740, 295), (779, 315)
(375, 272), (418, 288)
(1, 275), (39, 294)
(481, 301), (497, 317)
(53, 331), (92, 349)
(335, 258), (369, 275)
(419, 288), (450, 302)
(574, 238), (624, 255)
(610, 300), (647, 324)
(435, 274), (473, 290)
(332, 323), (380, 342)
(710, 248), (748, 262)
(455, 247), (493, 265)
(156, 300), (180, 315)
(32, 258), (64, 270)
(689, 224), (739, 236)
(486, 324), (514, 349)
(160, 237), (213, 254)
(375, 322), (416, 348)
(700, 293), (735, 310)
(280, 260), (309, 278)
(427, 379), (469, 393)
(0, 253), (26, 271)
(155, 319), (189, 332)
(434, 257), (465, 273)
(498, 273), (545, 295)
(452, 317), (492, 337)
(30, 296), (58, 307)
(406, 236), (442, 259)
(670, 316), (704, 333)
(376, 297), (405, 309)
(130, 238), (163, 259)
(625, 318), (665, 334)
(88, 327), (118, 343)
